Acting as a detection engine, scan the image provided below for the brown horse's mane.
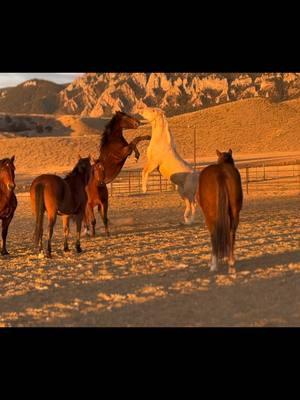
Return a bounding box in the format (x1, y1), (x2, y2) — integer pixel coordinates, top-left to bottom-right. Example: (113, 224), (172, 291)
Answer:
(0, 158), (12, 167)
(64, 159), (90, 180)
(100, 112), (126, 150)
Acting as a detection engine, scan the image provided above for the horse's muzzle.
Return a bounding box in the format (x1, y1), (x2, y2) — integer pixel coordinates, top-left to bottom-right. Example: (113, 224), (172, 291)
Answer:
(7, 183), (16, 191)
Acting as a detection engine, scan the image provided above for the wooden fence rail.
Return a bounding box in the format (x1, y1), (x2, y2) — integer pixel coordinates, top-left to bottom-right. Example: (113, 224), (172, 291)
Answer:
(108, 160), (300, 197)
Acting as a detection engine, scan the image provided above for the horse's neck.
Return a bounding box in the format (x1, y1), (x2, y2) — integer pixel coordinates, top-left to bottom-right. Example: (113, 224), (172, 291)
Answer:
(0, 184), (11, 210)
(152, 117), (173, 145)
(64, 174), (86, 193)
(151, 117), (193, 175)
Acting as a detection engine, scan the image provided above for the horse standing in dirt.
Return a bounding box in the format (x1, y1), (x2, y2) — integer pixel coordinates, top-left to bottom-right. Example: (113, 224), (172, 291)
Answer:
(98, 111), (151, 183)
(0, 156), (17, 256)
(197, 149), (243, 273)
(30, 156), (91, 258)
(136, 105), (199, 224)
(83, 159), (109, 237)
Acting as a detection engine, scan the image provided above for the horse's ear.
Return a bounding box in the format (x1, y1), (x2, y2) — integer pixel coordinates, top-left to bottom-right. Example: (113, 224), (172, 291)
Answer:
(216, 150), (221, 157)
(11, 155), (15, 163)
(228, 148), (232, 155)
(78, 153), (82, 160)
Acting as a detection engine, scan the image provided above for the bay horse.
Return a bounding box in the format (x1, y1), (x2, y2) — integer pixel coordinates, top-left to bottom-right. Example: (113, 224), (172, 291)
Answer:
(136, 105), (199, 224)
(197, 149), (243, 273)
(0, 156), (17, 256)
(98, 111), (151, 183)
(30, 156), (92, 258)
(83, 159), (109, 237)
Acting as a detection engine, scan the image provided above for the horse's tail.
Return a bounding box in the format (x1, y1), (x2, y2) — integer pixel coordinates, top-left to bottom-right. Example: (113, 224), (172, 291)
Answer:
(212, 177), (231, 261)
(34, 183), (45, 248)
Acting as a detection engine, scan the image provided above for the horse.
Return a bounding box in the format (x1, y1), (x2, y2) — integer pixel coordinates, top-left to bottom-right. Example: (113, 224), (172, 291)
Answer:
(0, 156), (17, 256)
(83, 159), (109, 237)
(30, 156), (92, 258)
(98, 111), (151, 184)
(197, 149), (243, 273)
(136, 105), (199, 224)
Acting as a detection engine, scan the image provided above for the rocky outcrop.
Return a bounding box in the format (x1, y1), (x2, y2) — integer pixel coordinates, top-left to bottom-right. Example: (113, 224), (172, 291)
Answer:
(1, 73), (300, 117)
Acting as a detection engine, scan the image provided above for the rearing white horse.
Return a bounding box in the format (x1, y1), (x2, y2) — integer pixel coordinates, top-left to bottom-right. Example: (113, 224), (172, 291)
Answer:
(137, 105), (199, 224)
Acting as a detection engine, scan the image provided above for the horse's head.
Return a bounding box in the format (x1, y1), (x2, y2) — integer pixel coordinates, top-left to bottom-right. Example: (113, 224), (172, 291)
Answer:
(91, 158), (105, 186)
(115, 111), (140, 130)
(76, 154), (92, 184)
(216, 149), (234, 164)
(135, 106), (165, 125)
(0, 156), (16, 191)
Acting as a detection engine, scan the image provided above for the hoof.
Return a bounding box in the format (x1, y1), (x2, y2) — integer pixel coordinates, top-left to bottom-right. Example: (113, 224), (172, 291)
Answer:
(1, 250), (9, 256)
(76, 245), (82, 253)
(64, 247), (70, 253)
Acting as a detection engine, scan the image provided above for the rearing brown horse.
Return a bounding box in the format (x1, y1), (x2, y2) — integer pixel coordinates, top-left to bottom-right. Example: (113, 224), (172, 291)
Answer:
(30, 156), (91, 257)
(0, 156), (17, 256)
(197, 149), (243, 274)
(98, 111), (150, 183)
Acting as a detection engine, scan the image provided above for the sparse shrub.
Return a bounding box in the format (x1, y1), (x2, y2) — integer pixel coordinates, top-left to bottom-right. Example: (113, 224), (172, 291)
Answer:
(36, 124), (44, 133)
(45, 125), (53, 132)
(5, 115), (12, 123)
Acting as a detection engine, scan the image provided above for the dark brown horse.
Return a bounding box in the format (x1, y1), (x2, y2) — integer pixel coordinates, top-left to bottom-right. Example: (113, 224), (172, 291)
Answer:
(30, 156), (91, 257)
(0, 156), (17, 256)
(197, 149), (243, 273)
(98, 111), (150, 183)
(83, 159), (109, 237)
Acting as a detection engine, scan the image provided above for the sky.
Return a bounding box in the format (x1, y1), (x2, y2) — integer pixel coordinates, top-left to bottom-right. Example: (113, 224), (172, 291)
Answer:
(0, 73), (84, 88)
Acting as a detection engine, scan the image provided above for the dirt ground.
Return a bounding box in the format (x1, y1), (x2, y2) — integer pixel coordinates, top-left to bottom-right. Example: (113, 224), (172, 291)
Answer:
(0, 188), (299, 327)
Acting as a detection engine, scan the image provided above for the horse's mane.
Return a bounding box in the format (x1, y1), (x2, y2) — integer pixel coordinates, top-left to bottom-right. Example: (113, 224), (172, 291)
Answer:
(64, 160), (89, 180)
(0, 158), (11, 167)
(64, 164), (81, 179)
(100, 115), (118, 150)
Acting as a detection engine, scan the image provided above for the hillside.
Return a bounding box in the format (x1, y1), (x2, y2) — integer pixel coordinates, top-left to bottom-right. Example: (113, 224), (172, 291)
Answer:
(0, 79), (65, 114)
(0, 97), (299, 177)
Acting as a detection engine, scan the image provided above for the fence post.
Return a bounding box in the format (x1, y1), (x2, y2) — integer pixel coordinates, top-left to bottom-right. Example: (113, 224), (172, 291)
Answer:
(128, 171), (131, 194)
(193, 127), (196, 170)
(110, 182), (113, 197)
(159, 174), (162, 192)
(246, 167), (249, 194)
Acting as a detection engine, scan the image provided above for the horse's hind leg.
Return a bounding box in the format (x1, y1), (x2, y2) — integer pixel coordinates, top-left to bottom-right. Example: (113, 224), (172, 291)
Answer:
(184, 198), (192, 225)
(62, 215), (70, 252)
(98, 203), (109, 237)
(228, 214), (239, 274)
(90, 207), (96, 237)
(46, 213), (57, 258)
(190, 200), (197, 224)
(206, 218), (218, 272)
(75, 214), (83, 253)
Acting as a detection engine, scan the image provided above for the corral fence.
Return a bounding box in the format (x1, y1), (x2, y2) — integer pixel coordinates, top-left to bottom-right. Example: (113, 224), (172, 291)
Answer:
(108, 159), (300, 197)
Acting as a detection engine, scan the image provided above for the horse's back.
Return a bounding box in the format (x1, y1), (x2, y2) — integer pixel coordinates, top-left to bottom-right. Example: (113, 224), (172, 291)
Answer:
(30, 174), (66, 210)
(198, 164), (243, 215)
(222, 164), (243, 211)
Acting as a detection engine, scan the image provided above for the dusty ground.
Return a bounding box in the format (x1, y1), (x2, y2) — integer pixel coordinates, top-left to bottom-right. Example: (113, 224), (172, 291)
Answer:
(0, 188), (299, 327)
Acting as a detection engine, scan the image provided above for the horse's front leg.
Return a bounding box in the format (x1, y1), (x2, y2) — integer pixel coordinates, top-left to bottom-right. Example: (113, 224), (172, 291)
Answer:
(129, 135), (151, 161)
(75, 214), (83, 253)
(1, 214), (13, 256)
